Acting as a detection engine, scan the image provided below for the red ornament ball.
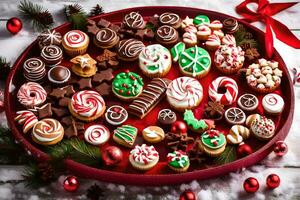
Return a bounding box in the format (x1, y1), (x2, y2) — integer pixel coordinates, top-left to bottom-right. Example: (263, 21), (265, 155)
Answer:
(6, 17), (22, 35)
(237, 142), (253, 158)
(171, 120), (187, 134)
(266, 174), (280, 189)
(273, 141), (288, 157)
(63, 176), (80, 192)
(243, 177), (259, 193)
(179, 190), (196, 200)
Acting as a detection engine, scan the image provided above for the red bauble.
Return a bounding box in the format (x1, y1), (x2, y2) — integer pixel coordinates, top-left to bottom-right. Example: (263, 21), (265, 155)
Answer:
(6, 17), (22, 35)
(273, 141), (288, 157)
(266, 174), (280, 189)
(63, 176), (80, 192)
(171, 120), (187, 134)
(179, 190), (196, 200)
(237, 142), (253, 158)
(243, 177), (259, 193)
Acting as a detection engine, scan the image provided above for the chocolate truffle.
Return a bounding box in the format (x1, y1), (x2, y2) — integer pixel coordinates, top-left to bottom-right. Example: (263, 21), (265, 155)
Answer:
(48, 66), (71, 85)
(157, 109), (177, 125)
(102, 146), (123, 166)
(41, 45), (63, 66)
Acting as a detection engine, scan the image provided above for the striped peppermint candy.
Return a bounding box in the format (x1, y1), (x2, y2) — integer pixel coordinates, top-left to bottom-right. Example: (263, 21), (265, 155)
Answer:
(15, 110), (38, 134)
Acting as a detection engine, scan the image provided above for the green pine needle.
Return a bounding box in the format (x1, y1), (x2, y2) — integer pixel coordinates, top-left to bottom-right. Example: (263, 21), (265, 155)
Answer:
(69, 13), (88, 31)
(23, 162), (43, 188)
(213, 145), (237, 165)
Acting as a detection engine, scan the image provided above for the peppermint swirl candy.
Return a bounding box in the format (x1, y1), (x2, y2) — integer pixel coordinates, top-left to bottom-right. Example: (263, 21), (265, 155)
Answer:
(117, 39), (145, 59)
(15, 110), (38, 134)
(95, 28), (118, 45)
(166, 77), (203, 108)
(32, 118), (64, 144)
(156, 25), (178, 42)
(41, 45), (63, 64)
(130, 144), (159, 165)
(17, 82), (47, 108)
(23, 58), (46, 82)
(63, 30), (88, 48)
(70, 90), (105, 118)
(84, 125), (110, 145)
(159, 12), (180, 26)
(262, 93), (284, 114)
(123, 12), (145, 29)
(221, 34), (236, 46)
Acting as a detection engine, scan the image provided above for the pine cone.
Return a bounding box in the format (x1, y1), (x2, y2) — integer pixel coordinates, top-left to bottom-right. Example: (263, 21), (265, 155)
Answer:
(90, 4), (104, 17)
(86, 183), (105, 200)
(65, 4), (84, 19)
(36, 11), (54, 29)
(37, 162), (55, 182)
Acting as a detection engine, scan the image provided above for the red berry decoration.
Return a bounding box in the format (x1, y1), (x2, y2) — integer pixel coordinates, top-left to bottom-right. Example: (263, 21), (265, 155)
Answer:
(6, 17), (23, 35)
(237, 142), (253, 158)
(179, 189), (196, 200)
(243, 177), (259, 193)
(266, 174), (280, 189)
(63, 176), (80, 192)
(171, 120), (187, 134)
(273, 141), (288, 157)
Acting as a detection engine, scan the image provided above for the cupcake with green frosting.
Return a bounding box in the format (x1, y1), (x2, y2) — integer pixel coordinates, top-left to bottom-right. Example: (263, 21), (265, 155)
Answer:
(167, 150), (190, 173)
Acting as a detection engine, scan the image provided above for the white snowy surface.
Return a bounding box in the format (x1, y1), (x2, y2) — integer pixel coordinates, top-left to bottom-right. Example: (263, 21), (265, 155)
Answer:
(0, 0), (300, 199)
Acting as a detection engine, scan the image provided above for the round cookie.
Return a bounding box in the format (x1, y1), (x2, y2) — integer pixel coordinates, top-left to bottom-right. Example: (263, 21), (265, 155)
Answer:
(208, 76), (238, 105)
(62, 30), (89, 57)
(167, 150), (190, 173)
(246, 114), (276, 140)
(197, 25), (211, 40)
(15, 110), (38, 134)
(129, 144), (159, 171)
(112, 71), (144, 101)
(47, 66), (71, 85)
(237, 93), (258, 112)
(102, 146), (123, 166)
(105, 105), (128, 125)
(84, 125), (110, 146)
(225, 107), (246, 125)
(123, 12), (146, 29)
(116, 39), (145, 61)
(32, 118), (64, 145)
(200, 129), (226, 157)
(155, 25), (179, 46)
(166, 77), (203, 112)
(222, 18), (238, 34)
(17, 82), (47, 108)
(40, 45), (63, 66)
(205, 34), (221, 51)
(23, 57), (46, 82)
(157, 109), (177, 125)
(170, 42), (185, 62)
(139, 44), (171, 78)
(159, 12), (181, 29)
(94, 28), (119, 49)
(68, 90), (106, 122)
(193, 15), (210, 26)
(209, 20), (223, 30)
(142, 126), (165, 143)
(178, 46), (211, 78)
(262, 93), (284, 115)
(38, 29), (62, 49)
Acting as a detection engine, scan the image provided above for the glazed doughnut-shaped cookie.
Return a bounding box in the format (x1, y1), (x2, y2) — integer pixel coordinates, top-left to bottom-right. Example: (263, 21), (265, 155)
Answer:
(208, 77), (238, 105)
(32, 118), (64, 145)
(17, 82), (47, 108)
(84, 125), (110, 146)
(166, 77), (203, 111)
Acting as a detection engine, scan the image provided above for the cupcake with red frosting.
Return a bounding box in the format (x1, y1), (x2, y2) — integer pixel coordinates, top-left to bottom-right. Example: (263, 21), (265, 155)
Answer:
(62, 30), (89, 57)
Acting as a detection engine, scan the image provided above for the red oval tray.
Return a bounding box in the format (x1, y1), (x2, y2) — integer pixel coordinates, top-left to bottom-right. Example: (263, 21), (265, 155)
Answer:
(5, 6), (294, 185)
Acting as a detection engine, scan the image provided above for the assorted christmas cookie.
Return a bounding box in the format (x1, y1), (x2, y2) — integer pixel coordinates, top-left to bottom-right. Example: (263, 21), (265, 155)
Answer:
(15, 110), (38, 134)
(200, 129), (226, 157)
(157, 109), (177, 126)
(167, 150), (190, 173)
(40, 45), (63, 66)
(155, 25), (179, 46)
(159, 12), (182, 29)
(181, 16), (194, 29)
(138, 44), (171, 78)
(123, 12), (146, 29)
(196, 25), (211, 40)
(237, 93), (259, 112)
(38, 29), (62, 49)
(116, 39), (145, 61)
(245, 59), (283, 93)
(214, 44), (245, 74)
(102, 146), (123, 166)
(113, 125), (138, 148)
(222, 18), (238, 34)
(70, 54), (97, 77)
(142, 126), (165, 143)
(68, 90), (106, 122)
(208, 76), (238, 105)
(93, 28), (120, 49)
(246, 114), (276, 140)
(112, 71), (144, 101)
(205, 34), (221, 51)
(221, 34), (236, 46)
(166, 77), (203, 111)
(105, 105), (128, 126)
(128, 78), (170, 118)
(23, 57), (46, 82)
(204, 101), (225, 121)
(17, 82), (47, 108)
(129, 144), (159, 171)
(47, 66), (71, 85)
(183, 110), (215, 133)
(262, 93), (284, 115)
(62, 30), (89, 57)
(32, 118), (64, 145)
(182, 25), (198, 47)
(228, 125), (250, 144)
(170, 42), (185, 62)
(193, 15), (210, 26)
(209, 20), (223, 30)
(84, 125), (110, 146)
(178, 46), (211, 78)
(225, 107), (246, 125)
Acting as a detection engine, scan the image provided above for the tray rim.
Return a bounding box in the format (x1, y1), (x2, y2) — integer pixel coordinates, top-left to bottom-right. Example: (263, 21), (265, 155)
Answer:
(4, 6), (295, 186)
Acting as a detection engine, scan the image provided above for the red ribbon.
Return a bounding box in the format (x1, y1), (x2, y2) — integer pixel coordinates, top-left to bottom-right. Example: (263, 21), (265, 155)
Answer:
(236, 0), (300, 58)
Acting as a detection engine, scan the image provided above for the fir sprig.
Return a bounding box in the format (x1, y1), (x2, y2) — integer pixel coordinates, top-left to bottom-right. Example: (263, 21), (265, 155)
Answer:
(64, 4), (87, 31)
(212, 146), (237, 165)
(18, 0), (54, 31)
(0, 56), (11, 81)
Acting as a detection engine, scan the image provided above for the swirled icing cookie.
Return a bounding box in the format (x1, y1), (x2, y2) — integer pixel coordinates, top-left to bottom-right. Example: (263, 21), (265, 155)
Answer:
(221, 34), (236, 46)
(193, 15), (210, 26)
(38, 29), (62, 49)
(196, 25), (211, 40)
(224, 107), (246, 125)
(178, 46), (211, 78)
(262, 93), (284, 115)
(237, 93), (258, 111)
(40, 45), (63, 66)
(157, 109), (177, 125)
(142, 126), (165, 143)
(113, 125), (137, 148)
(139, 44), (171, 78)
(129, 144), (159, 170)
(84, 125), (110, 145)
(159, 12), (181, 29)
(205, 34), (221, 51)
(105, 105), (128, 125)
(23, 58), (46, 82)
(32, 118), (64, 145)
(70, 54), (97, 77)
(94, 28), (119, 48)
(246, 114), (275, 140)
(171, 42), (185, 62)
(123, 12), (145, 29)
(112, 71), (144, 101)
(167, 150), (190, 172)
(209, 20), (223, 30)
(223, 18), (238, 34)
(116, 39), (145, 61)
(17, 82), (47, 108)
(166, 77), (203, 111)
(68, 90), (106, 122)
(155, 25), (179, 45)
(62, 30), (89, 57)
(200, 129), (226, 157)
(15, 110), (38, 134)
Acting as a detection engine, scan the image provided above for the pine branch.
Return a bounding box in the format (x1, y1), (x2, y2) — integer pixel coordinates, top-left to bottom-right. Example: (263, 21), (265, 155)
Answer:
(64, 4), (85, 20)
(23, 162), (43, 188)
(212, 146), (237, 165)
(0, 56), (11, 81)
(64, 4), (87, 31)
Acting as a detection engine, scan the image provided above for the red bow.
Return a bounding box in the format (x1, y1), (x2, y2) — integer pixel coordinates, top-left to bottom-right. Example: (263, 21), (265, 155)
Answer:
(236, 0), (300, 58)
